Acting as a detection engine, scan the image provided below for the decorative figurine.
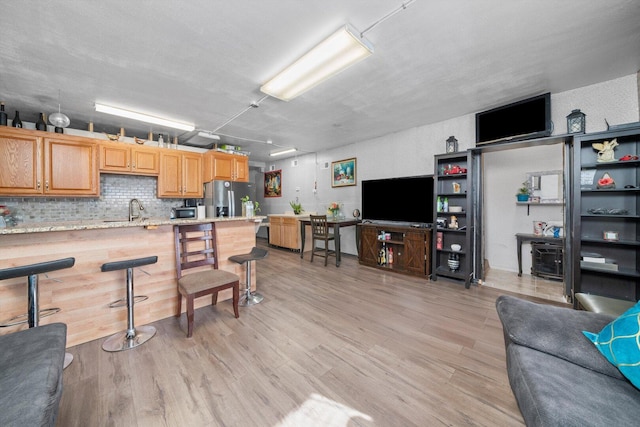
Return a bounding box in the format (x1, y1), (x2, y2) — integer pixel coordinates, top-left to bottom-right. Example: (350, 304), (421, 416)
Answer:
(592, 138), (618, 162)
(596, 172), (615, 189)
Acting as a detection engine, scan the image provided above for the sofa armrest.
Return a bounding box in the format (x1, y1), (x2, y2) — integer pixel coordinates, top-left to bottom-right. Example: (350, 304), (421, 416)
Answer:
(0, 323), (67, 427)
(496, 295), (623, 380)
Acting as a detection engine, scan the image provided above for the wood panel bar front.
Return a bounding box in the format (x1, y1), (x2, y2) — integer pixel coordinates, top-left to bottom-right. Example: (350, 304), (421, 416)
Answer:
(0, 220), (257, 347)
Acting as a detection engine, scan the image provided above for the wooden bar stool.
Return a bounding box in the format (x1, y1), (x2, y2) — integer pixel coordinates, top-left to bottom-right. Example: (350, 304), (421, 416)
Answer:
(0, 257), (76, 367)
(101, 255), (158, 352)
(229, 247), (268, 306)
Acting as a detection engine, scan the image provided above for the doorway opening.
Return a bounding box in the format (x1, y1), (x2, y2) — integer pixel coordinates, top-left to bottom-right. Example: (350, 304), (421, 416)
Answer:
(473, 137), (571, 303)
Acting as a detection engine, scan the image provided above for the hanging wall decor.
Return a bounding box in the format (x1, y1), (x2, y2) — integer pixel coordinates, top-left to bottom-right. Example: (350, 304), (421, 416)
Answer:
(331, 157), (357, 187)
(264, 169), (282, 197)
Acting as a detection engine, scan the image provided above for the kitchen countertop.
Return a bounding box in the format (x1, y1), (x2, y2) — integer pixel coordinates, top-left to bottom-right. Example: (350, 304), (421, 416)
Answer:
(0, 216), (266, 235)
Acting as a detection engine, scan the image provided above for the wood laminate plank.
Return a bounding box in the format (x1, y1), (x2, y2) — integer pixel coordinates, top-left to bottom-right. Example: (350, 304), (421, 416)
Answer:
(56, 240), (539, 426)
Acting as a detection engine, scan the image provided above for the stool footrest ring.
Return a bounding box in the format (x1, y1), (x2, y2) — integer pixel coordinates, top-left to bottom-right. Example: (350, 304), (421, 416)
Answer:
(108, 295), (148, 308)
(0, 307), (61, 328)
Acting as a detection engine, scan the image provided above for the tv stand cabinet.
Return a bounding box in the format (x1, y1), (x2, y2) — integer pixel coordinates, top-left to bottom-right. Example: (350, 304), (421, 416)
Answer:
(358, 223), (431, 278)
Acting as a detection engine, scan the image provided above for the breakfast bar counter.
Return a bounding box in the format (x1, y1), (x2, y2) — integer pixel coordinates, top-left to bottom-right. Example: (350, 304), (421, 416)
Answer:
(0, 217), (264, 347)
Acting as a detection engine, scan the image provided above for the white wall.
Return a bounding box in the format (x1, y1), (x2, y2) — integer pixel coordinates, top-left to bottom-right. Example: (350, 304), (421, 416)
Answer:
(483, 145), (565, 274)
(484, 74), (640, 274)
(260, 74), (640, 260)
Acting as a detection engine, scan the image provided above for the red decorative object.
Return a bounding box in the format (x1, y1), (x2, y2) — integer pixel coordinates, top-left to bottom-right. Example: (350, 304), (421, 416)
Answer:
(596, 172), (615, 189)
(443, 164), (467, 175)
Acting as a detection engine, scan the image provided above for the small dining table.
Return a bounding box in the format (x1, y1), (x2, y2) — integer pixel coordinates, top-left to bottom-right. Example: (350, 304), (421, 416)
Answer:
(299, 217), (361, 266)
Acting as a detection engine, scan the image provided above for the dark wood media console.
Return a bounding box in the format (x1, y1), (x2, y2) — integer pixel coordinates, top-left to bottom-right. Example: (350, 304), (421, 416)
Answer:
(358, 223), (432, 278)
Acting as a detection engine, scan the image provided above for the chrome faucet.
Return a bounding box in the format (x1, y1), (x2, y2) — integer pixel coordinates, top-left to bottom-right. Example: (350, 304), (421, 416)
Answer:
(129, 199), (144, 221)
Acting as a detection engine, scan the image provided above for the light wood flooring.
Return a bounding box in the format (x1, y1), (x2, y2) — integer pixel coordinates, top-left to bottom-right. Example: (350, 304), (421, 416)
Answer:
(481, 268), (567, 303)
(57, 240), (551, 426)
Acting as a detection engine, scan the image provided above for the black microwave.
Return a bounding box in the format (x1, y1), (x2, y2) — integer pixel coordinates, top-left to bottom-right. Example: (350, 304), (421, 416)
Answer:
(173, 207), (197, 219)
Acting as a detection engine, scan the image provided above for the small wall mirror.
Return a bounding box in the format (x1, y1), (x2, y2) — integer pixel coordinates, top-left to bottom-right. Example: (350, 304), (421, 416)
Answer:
(526, 170), (563, 202)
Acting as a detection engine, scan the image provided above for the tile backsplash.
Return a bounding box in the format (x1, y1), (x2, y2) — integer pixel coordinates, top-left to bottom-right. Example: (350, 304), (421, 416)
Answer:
(0, 175), (196, 224)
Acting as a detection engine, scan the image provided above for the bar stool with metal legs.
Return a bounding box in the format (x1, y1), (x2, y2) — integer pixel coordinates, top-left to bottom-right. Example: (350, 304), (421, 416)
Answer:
(228, 247), (268, 306)
(101, 255), (158, 352)
(0, 257), (76, 368)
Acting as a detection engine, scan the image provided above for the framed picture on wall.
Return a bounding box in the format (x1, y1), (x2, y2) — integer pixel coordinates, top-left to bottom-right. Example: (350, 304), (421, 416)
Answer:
(331, 158), (356, 187)
(264, 169), (282, 197)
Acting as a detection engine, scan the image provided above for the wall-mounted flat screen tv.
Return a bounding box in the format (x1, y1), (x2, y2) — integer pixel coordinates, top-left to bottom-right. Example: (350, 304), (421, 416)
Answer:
(476, 92), (551, 145)
(361, 175), (434, 225)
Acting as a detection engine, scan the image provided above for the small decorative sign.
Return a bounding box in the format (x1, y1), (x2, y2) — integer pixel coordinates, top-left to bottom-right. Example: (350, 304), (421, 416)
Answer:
(603, 231), (619, 241)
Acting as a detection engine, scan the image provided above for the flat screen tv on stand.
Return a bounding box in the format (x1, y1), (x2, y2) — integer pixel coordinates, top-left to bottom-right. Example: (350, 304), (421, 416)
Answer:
(361, 175), (434, 227)
(476, 92), (551, 145)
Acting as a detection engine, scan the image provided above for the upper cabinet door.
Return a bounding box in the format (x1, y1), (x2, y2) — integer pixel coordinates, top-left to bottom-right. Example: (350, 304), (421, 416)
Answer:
(212, 152), (234, 180)
(182, 152), (203, 198)
(234, 155), (249, 182)
(100, 143), (131, 173)
(44, 136), (99, 196)
(158, 151), (182, 197)
(131, 147), (159, 175)
(0, 131), (42, 195)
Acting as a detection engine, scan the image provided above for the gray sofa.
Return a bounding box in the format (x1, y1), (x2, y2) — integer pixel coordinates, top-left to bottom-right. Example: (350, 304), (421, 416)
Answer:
(0, 323), (67, 427)
(496, 295), (640, 426)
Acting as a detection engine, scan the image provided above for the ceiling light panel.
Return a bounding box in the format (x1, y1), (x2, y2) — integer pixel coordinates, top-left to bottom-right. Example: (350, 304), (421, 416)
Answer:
(95, 103), (195, 131)
(261, 25), (373, 101)
(269, 148), (297, 157)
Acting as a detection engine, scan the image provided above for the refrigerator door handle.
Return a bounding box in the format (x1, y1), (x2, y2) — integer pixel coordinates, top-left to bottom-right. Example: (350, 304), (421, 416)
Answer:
(229, 190), (234, 216)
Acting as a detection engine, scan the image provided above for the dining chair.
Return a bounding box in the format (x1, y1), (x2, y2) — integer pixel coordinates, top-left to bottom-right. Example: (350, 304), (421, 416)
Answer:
(174, 223), (239, 338)
(309, 215), (337, 266)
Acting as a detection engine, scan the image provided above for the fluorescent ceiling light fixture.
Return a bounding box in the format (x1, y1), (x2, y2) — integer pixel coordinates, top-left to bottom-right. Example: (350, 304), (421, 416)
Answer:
(197, 131), (221, 140)
(269, 148), (297, 157)
(94, 103), (195, 131)
(260, 24), (374, 101)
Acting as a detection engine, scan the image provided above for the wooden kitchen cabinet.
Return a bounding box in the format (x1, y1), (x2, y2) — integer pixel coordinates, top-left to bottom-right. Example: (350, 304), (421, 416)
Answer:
(100, 142), (159, 175)
(203, 151), (249, 182)
(0, 128), (99, 196)
(269, 215), (300, 250)
(158, 151), (203, 198)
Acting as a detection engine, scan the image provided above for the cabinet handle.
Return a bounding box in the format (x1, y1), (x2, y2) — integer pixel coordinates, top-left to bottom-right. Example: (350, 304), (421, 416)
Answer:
(45, 180), (49, 191)
(132, 163), (136, 169)
(37, 180), (41, 190)
(127, 162), (130, 168)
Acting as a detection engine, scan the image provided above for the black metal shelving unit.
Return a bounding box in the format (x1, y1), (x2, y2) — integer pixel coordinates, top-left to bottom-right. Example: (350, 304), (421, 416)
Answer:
(572, 125), (640, 302)
(432, 152), (472, 288)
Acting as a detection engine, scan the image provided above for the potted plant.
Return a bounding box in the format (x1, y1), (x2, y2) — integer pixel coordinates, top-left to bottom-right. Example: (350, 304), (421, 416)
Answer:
(240, 195), (260, 217)
(289, 201), (303, 215)
(516, 182), (530, 202)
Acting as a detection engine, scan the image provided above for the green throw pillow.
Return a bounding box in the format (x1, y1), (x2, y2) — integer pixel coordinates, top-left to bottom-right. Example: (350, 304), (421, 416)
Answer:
(583, 300), (640, 389)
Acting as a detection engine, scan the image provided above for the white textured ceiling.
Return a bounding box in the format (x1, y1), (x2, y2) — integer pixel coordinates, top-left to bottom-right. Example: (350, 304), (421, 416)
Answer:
(1, 1), (639, 162)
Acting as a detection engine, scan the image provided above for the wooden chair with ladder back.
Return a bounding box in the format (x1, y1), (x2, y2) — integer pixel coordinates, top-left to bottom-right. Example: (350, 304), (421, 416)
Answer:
(174, 222), (239, 337)
(309, 215), (337, 266)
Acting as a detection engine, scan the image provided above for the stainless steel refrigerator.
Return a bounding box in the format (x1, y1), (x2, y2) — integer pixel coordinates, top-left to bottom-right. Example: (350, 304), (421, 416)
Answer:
(203, 180), (254, 218)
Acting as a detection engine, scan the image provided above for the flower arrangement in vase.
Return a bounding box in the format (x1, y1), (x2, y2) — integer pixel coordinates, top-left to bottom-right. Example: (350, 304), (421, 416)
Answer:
(328, 202), (340, 219)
